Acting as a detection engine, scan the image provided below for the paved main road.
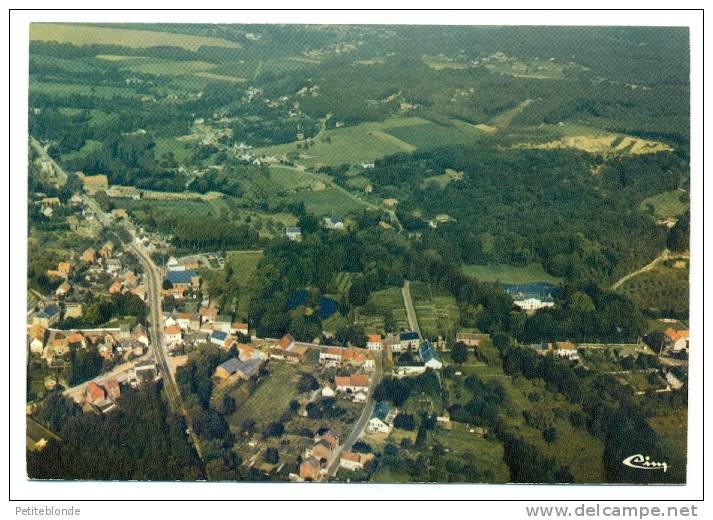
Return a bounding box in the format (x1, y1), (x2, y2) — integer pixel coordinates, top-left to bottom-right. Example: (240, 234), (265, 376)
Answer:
(81, 191), (203, 458)
(326, 353), (383, 478)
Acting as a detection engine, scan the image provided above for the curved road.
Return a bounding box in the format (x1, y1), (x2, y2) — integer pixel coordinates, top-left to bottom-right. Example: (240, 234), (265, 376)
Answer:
(326, 354), (383, 478)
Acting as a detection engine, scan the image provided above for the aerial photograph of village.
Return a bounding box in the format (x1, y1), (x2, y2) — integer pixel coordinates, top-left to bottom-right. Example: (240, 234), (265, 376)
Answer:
(25, 22), (690, 484)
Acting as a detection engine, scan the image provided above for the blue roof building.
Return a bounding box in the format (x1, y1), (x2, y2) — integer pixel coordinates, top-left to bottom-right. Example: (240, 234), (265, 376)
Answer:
(419, 340), (442, 370)
(166, 270), (198, 286)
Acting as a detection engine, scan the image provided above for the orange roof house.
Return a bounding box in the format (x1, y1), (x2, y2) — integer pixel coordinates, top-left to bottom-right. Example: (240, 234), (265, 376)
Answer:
(85, 381), (106, 403)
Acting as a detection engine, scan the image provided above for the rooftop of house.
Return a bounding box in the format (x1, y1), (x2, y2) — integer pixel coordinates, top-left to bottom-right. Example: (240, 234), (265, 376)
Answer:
(166, 270), (199, 285)
(665, 328), (689, 342)
(278, 334), (295, 348)
(399, 331), (419, 341)
(372, 401), (390, 421)
(210, 330), (229, 341)
(419, 340), (439, 363)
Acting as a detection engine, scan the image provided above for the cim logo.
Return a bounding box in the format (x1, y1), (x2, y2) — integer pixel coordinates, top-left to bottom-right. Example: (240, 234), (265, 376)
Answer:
(622, 454), (669, 473)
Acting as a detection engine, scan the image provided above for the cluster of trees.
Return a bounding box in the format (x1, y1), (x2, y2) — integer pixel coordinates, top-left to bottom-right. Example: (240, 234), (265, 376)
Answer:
(27, 385), (203, 480)
(367, 146), (682, 286)
(56, 292), (148, 330)
(373, 370), (441, 407)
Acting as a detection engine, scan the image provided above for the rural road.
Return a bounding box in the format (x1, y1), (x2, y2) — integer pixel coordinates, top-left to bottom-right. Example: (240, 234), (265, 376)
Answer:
(610, 248), (688, 290)
(29, 136), (68, 186)
(326, 353), (383, 478)
(401, 280), (421, 336)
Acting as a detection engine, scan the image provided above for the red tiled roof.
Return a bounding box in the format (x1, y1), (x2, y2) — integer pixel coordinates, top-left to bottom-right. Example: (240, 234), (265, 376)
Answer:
(278, 334), (294, 348)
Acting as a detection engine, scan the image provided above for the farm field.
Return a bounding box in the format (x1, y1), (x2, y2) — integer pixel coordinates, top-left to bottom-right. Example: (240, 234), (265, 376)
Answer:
(252, 117), (425, 168)
(30, 23), (242, 50)
(409, 281), (459, 339)
(285, 187), (371, 218)
(618, 261), (689, 315)
(29, 80), (137, 98)
(383, 118), (488, 149)
(639, 189), (689, 219)
(357, 287), (409, 334)
(118, 59), (217, 76)
(462, 262), (561, 285)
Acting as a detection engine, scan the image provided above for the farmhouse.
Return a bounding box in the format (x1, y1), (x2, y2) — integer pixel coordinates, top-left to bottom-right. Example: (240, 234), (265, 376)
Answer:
(285, 226), (302, 241)
(320, 347), (343, 366)
(398, 331), (420, 352)
(555, 341), (579, 361)
(163, 324), (183, 346)
(214, 357), (262, 380)
(299, 457), (323, 481)
(285, 344), (309, 363)
(456, 331), (490, 348)
(664, 328), (689, 352)
(165, 270), (200, 290)
(367, 334), (383, 351)
(340, 451), (373, 471)
(335, 374), (370, 393)
(367, 402), (392, 433)
(343, 347), (374, 369)
(230, 322), (249, 336)
(419, 340), (443, 370)
(210, 330), (229, 346)
(80, 247), (96, 264)
(83, 174), (109, 194)
(323, 217), (344, 230)
(34, 303), (60, 327)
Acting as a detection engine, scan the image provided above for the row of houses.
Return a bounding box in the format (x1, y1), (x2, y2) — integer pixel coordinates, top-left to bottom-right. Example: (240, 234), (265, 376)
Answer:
(319, 346), (375, 369)
(30, 323), (150, 366)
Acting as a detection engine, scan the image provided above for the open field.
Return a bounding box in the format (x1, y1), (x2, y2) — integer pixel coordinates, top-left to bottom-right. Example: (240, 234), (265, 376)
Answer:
(462, 262), (561, 285)
(409, 281), (459, 339)
(383, 119), (488, 149)
(30, 23), (242, 51)
(252, 117), (426, 168)
(639, 189), (689, 219)
(119, 59), (217, 76)
(490, 99), (532, 128)
(283, 186), (371, 218)
(29, 80), (136, 98)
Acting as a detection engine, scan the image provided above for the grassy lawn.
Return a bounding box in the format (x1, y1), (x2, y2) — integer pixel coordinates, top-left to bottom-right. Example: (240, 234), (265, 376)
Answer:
(155, 137), (193, 163)
(225, 361), (306, 433)
(30, 23), (242, 50)
(430, 429), (510, 482)
(462, 262), (561, 285)
(639, 189), (689, 219)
